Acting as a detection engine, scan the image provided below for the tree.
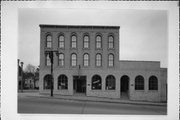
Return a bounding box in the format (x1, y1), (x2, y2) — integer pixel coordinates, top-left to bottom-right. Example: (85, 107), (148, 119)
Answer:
(25, 64), (36, 73)
(24, 64), (38, 89)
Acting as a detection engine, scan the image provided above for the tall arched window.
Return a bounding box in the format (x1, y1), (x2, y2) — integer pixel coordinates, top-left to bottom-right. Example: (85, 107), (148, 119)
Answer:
(46, 35), (52, 48)
(44, 74), (52, 89)
(83, 35), (89, 49)
(108, 35), (114, 49)
(58, 74), (68, 90)
(96, 35), (102, 49)
(83, 53), (89, 66)
(91, 75), (102, 90)
(71, 35), (77, 48)
(106, 75), (116, 90)
(108, 54), (114, 67)
(58, 35), (65, 48)
(96, 53), (102, 67)
(71, 53), (77, 66)
(135, 75), (144, 90)
(58, 53), (64, 67)
(149, 76), (158, 90)
(45, 53), (51, 66)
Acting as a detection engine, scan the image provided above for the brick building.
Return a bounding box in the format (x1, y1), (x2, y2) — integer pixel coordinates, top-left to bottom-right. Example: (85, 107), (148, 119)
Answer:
(39, 24), (167, 102)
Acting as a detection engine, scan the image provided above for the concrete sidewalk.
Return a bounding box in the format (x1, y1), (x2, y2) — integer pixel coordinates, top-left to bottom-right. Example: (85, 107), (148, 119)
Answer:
(18, 92), (167, 106)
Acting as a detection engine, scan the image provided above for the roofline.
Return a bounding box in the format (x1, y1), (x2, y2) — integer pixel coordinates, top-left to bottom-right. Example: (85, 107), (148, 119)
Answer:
(39, 24), (120, 29)
(119, 60), (160, 63)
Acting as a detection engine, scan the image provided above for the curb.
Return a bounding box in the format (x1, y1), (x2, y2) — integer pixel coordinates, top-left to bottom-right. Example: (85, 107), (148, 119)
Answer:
(24, 95), (167, 107)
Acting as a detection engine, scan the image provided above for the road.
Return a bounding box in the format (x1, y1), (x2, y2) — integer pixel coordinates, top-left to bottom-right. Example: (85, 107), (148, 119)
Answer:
(18, 96), (167, 115)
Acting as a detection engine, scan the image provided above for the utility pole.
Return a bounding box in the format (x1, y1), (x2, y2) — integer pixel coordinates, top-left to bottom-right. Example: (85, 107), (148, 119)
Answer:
(45, 50), (58, 97)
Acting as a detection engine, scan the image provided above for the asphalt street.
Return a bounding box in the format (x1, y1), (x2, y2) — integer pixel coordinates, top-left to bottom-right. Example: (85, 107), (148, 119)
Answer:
(18, 96), (167, 115)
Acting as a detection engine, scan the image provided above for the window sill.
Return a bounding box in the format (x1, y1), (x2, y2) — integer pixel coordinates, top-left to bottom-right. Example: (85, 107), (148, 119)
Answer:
(134, 90), (145, 92)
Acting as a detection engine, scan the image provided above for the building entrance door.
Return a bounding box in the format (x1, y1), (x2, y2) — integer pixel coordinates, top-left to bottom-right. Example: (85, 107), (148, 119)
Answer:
(120, 75), (130, 99)
(73, 76), (86, 94)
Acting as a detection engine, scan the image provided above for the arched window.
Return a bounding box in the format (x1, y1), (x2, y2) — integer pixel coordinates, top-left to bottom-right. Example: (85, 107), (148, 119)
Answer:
(46, 35), (52, 48)
(96, 35), (102, 49)
(44, 74), (52, 89)
(106, 75), (116, 90)
(58, 53), (64, 66)
(71, 35), (77, 48)
(135, 75), (144, 90)
(96, 53), (102, 67)
(58, 74), (68, 90)
(83, 53), (89, 66)
(108, 35), (114, 49)
(45, 53), (51, 66)
(91, 75), (102, 90)
(83, 35), (89, 49)
(71, 53), (77, 66)
(149, 76), (158, 90)
(58, 35), (65, 48)
(108, 54), (114, 67)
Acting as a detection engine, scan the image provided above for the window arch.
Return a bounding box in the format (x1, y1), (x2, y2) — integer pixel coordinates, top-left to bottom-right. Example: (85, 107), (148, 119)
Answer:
(83, 35), (89, 49)
(71, 35), (77, 48)
(96, 53), (102, 67)
(106, 75), (116, 90)
(96, 35), (102, 49)
(108, 53), (114, 67)
(58, 53), (64, 66)
(71, 53), (77, 66)
(58, 74), (68, 90)
(83, 53), (89, 66)
(43, 74), (52, 89)
(91, 75), (102, 90)
(135, 75), (144, 90)
(108, 35), (114, 49)
(46, 35), (52, 48)
(149, 76), (158, 90)
(45, 53), (51, 66)
(58, 35), (65, 48)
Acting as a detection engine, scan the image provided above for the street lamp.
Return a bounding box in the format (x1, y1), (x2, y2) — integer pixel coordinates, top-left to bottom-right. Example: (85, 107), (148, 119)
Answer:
(20, 61), (24, 92)
(45, 50), (58, 97)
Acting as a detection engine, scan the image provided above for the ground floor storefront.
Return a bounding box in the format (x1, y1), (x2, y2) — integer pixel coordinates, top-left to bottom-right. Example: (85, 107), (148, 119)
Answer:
(39, 69), (167, 102)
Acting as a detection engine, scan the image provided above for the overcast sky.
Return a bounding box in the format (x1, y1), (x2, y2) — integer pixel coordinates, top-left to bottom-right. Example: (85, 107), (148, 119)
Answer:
(18, 8), (167, 68)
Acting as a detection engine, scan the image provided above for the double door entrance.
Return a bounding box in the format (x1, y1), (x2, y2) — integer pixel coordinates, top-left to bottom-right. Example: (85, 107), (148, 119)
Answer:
(73, 76), (86, 94)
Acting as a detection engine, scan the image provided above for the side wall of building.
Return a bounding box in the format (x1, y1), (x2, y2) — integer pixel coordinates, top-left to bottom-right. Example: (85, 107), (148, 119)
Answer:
(160, 68), (167, 102)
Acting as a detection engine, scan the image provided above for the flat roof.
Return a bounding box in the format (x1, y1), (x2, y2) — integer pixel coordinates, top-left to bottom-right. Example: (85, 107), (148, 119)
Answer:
(39, 24), (120, 29)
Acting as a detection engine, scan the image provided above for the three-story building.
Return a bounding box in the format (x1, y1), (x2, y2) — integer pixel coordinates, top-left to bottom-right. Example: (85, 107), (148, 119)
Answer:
(39, 25), (167, 102)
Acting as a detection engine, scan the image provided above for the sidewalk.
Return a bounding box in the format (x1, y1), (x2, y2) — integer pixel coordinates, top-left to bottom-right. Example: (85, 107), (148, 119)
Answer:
(18, 92), (167, 106)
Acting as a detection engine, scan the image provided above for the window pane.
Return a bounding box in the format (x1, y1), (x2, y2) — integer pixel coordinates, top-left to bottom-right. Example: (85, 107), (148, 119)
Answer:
(71, 54), (77, 66)
(83, 54), (89, 66)
(46, 35), (52, 48)
(108, 36), (114, 49)
(108, 54), (114, 67)
(92, 75), (102, 90)
(59, 54), (64, 66)
(46, 54), (51, 66)
(71, 35), (77, 48)
(135, 76), (144, 90)
(84, 36), (89, 48)
(58, 75), (68, 90)
(96, 36), (102, 48)
(96, 54), (102, 66)
(106, 75), (115, 90)
(59, 35), (64, 48)
(149, 76), (158, 90)
(44, 75), (52, 89)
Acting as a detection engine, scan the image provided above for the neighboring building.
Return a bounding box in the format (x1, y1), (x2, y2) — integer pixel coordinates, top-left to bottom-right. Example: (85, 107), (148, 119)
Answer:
(39, 24), (167, 102)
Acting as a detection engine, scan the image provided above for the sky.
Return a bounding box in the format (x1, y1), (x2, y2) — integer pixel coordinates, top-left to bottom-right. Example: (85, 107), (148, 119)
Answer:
(18, 8), (168, 68)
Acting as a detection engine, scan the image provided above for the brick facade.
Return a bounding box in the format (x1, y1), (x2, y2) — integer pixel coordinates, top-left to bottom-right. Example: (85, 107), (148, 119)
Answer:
(39, 25), (167, 102)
